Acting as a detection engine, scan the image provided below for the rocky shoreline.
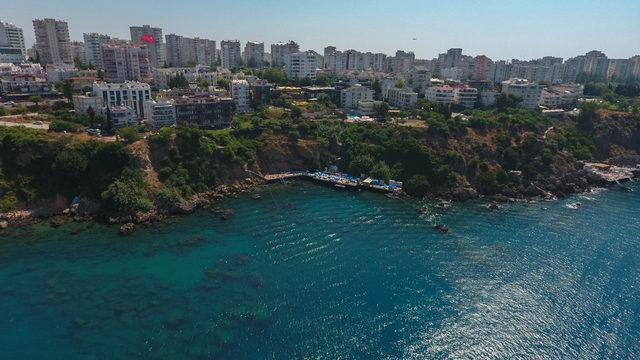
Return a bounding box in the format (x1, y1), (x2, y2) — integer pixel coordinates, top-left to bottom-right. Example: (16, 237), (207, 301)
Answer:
(1, 167), (637, 234)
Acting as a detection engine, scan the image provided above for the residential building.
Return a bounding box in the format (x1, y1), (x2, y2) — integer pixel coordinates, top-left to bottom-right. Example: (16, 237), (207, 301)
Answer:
(501, 78), (542, 109)
(271, 41), (299, 67)
(130, 25), (165, 67)
(83, 33), (110, 69)
(539, 83), (583, 108)
(472, 55), (493, 81)
(100, 105), (137, 128)
(425, 86), (455, 105)
(231, 79), (251, 112)
(73, 94), (102, 114)
(250, 79), (272, 108)
(284, 51), (317, 80)
(387, 87), (418, 109)
(158, 89), (235, 128)
(144, 100), (176, 128)
(408, 68), (432, 94)
(165, 34), (215, 67)
(0, 46), (23, 63)
(92, 81), (151, 118)
(71, 41), (86, 65)
(101, 41), (152, 83)
(46, 63), (77, 82)
(442, 67), (463, 81)
(480, 90), (498, 107)
(244, 41), (264, 68)
(340, 84), (374, 108)
(220, 40), (242, 69)
(453, 86), (479, 108)
(0, 21), (26, 60)
(32, 18), (73, 65)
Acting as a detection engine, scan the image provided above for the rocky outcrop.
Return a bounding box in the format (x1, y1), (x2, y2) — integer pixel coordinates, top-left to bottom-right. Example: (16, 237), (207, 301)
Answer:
(119, 223), (135, 235)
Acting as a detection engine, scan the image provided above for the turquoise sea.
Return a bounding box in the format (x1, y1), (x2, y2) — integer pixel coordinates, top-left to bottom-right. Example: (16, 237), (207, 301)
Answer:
(1, 181), (639, 359)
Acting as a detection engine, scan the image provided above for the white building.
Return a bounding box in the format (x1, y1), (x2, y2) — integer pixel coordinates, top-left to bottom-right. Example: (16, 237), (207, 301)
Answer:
(73, 94), (102, 115)
(388, 87), (418, 109)
(220, 40), (242, 69)
(340, 84), (374, 109)
(271, 41), (299, 67)
(425, 86), (454, 105)
(501, 78), (542, 109)
(144, 100), (176, 128)
(83, 33), (110, 69)
(92, 81), (151, 118)
(539, 83), (583, 108)
(46, 63), (77, 82)
(100, 105), (137, 128)
(0, 21), (26, 61)
(243, 41), (264, 68)
(230, 79), (251, 112)
(441, 67), (464, 81)
(32, 18), (73, 65)
(284, 51), (317, 80)
(453, 87), (479, 108)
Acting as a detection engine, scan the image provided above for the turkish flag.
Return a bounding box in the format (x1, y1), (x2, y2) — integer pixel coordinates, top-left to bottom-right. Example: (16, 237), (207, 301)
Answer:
(140, 34), (155, 44)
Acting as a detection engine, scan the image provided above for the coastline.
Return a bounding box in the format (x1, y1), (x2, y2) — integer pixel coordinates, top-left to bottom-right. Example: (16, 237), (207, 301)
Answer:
(1, 167), (637, 233)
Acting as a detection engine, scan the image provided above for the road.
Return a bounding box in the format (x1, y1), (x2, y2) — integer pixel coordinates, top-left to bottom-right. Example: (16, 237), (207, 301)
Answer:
(0, 120), (49, 130)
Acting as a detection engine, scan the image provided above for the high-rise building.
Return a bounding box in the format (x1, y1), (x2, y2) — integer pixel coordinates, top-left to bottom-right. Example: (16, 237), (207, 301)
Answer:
(83, 33), (110, 69)
(0, 21), (26, 61)
(271, 41), (299, 67)
(231, 79), (251, 112)
(32, 18), (73, 65)
(101, 41), (152, 83)
(130, 25), (165, 67)
(243, 41), (264, 68)
(284, 51), (317, 80)
(71, 41), (86, 65)
(165, 34), (215, 67)
(220, 40), (242, 69)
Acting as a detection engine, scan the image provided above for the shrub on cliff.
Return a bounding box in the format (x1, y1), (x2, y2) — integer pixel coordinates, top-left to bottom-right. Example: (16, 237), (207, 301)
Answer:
(101, 169), (152, 215)
(405, 175), (430, 197)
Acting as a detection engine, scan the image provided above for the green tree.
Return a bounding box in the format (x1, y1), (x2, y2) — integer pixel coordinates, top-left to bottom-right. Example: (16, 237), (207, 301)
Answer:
(405, 175), (430, 197)
(370, 161), (391, 181)
(348, 155), (374, 176)
(63, 80), (74, 102)
(116, 127), (141, 143)
(371, 79), (382, 99)
(496, 93), (522, 110)
(395, 79), (405, 89)
(217, 78), (230, 89)
(101, 170), (152, 215)
(28, 95), (43, 107)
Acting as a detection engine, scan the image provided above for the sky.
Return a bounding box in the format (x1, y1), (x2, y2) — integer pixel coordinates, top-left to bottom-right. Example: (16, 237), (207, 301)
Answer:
(4, 0), (640, 60)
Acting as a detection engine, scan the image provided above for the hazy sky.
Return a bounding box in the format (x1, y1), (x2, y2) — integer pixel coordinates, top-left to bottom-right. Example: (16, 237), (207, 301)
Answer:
(4, 0), (640, 60)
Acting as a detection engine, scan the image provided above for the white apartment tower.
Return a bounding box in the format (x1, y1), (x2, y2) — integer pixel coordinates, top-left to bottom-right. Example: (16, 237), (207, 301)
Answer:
(0, 21), (26, 60)
(220, 40), (242, 69)
(231, 79), (251, 112)
(83, 33), (110, 69)
(32, 18), (73, 65)
(284, 51), (317, 80)
(271, 41), (299, 67)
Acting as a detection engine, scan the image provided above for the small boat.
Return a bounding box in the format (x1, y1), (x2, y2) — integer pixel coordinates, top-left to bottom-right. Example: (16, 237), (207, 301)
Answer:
(251, 194), (262, 200)
(334, 184), (347, 189)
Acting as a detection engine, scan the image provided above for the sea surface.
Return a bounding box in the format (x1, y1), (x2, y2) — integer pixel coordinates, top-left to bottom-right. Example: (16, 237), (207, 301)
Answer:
(1, 181), (639, 359)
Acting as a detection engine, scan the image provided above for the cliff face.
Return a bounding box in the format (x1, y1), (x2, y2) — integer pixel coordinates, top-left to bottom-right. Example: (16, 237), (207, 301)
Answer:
(256, 134), (326, 174)
(593, 111), (640, 165)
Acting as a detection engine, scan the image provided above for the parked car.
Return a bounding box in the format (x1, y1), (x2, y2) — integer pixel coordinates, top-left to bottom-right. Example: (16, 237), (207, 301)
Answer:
(87, 128), (102, 136)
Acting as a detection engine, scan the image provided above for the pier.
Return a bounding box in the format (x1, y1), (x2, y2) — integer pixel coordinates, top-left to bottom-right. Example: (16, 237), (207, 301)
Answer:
(261, 170), (403, 193)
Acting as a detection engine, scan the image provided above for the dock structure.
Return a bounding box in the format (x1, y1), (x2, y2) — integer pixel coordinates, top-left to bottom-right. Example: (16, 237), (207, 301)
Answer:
(584, 162), (639, 183)
(262, 170), (403, 193)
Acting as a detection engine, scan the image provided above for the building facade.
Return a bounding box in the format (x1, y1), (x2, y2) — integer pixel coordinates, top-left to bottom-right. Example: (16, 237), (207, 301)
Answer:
(271, 41), (299, 67)
(284, 51), (317, 80)
(32, 18), (73, 65)
(388, 87), (418, 109)
(243, 41), (264, 68)
(501, 78), (542, 109)
(165, 34), (215, 67)
(220, 40), (242, 69)
(231, 79), (251, 113)
(340, 84), (374, 108)
(101, 41), (152, 83)
(0, 21), (26, 61)
(144, 100), (176, 128)
(92, 81), (151, 118)
(83, 33), (111, 69)
(130, 25), (165, 68)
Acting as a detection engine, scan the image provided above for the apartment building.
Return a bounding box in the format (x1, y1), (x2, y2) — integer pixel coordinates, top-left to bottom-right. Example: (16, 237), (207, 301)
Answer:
(32, 18), (73, 65)
(340, 84), (374, 108)
(244, 41), (265, 68)
(130, 25), (165, 67)
(501, 78), (542, 109)
(453, 86), (479, 108)
(271, 41), (299, 67)
(539, 83), (583, 108)
(100, 106), (138, 128)
(231, 79), (251, 112)
(284, 51), (317, 80)
(101, 41), (152, 83)
(387, 87), (418, 109)
(165, 34), (215, 67)
(425, 86), (454, 105)
(83, 33), (110, 69)
(0, 21), (26, 61)
(92, 81), (151, 118)
(144, 100), (177, 128)
(71, 41), (86, 65)
(220, 40), (242, 69)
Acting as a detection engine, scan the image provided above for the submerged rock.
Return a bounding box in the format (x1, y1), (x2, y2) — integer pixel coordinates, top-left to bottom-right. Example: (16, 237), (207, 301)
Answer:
(0, 220), (8, 230)
(119, 223), (135, 235)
